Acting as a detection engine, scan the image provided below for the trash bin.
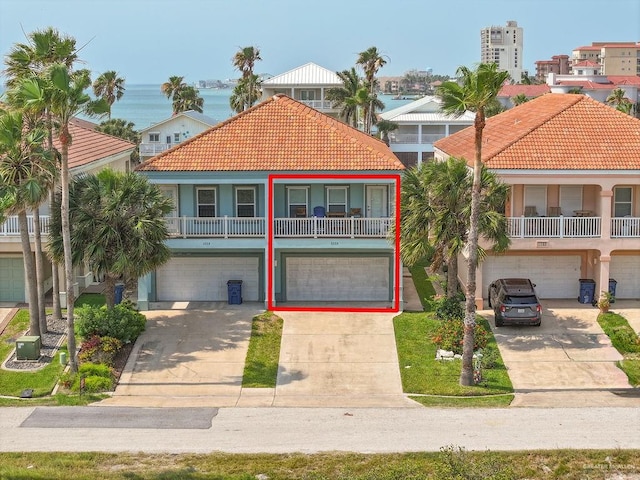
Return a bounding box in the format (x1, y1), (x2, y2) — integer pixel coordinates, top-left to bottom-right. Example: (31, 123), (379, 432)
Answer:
(609, 278), (617, 303)
(578, 279), (596, 304)
(114, 283), (125, 305)
(227, 280), (243, 305)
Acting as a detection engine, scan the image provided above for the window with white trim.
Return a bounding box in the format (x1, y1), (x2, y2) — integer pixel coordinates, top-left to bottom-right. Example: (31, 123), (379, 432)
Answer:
(149, 132), (160, 142)
(300, 90), (316, 101)
(236, 187), (255, 217)
(523, 185), (546, 217)
(174, 132), (180, 143)
(287, 186), (308, 217)
(196, 188), (216, 217)
(326, 186), (347, 214)
(614, 186), (632, 217)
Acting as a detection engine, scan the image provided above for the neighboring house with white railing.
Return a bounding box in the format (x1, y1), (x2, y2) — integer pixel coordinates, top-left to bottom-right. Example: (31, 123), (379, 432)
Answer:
(378, 95), (475, 168)
(260, 63), (342, 118)
(434, 93), (640, 308)
(134, 94), (404, 311)
(0, 118), (136, 303)
(139, 110), (217, 161)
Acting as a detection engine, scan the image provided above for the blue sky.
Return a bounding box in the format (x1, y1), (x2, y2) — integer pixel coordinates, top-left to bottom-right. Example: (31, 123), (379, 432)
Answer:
(1, 0), (639, 84)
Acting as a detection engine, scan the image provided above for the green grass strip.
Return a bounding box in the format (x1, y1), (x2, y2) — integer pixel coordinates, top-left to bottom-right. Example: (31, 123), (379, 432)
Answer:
(242, 311), (283, 388)
(408, 265), (436, 311)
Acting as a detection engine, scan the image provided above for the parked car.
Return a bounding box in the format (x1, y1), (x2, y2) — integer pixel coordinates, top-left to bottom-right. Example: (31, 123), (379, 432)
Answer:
(488, 278), (542, 327)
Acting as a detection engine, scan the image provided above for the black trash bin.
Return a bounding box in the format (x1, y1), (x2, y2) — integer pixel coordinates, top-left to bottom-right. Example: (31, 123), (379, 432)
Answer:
(609, 278), (617, 303)
(114, 283), (125, 305)
(227, 280), (243, 305)
(578, 279), (596, 304)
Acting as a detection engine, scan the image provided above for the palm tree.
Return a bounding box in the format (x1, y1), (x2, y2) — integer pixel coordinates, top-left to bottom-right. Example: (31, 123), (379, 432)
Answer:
(326, 68), (363, 128)
(229, 74), (261, 113)
(96, 118), (140, 163)
(437, 63), (510, 386)
(232, 46), (261, 79)
(160, 75), (186, 99)
(356, 46), (388, 133)
(21, 66), (109, 372)
(606, 88), (632, 115)
(0, 109), (56, 337)
(511, 93), (530, 106)
(3, 27), (78, 324)
(92, 71), (125, 119)
(375, 119), (398, 145)
(398, 158), (509, 298)
(172, 85), (204, 114)
(49, 168), (172, 309)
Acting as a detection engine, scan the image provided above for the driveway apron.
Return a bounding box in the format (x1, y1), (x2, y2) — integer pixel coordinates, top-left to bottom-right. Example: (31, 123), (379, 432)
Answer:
(274, 311), (416, 408)
(481, 300), (635, 407)
(100, 304), (261, 407)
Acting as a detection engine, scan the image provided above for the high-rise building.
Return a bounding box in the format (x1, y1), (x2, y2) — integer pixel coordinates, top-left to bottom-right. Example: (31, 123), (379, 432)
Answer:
(480, 20), (523, 81)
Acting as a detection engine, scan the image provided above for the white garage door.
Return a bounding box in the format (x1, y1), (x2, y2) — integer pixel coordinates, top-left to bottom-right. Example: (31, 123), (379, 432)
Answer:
(482, 255), (581, 299)
(156, 257), (259, 302)
(0, 257), (25, 302)
(610, 256), (640, 299)
(285, 256), (390, 301)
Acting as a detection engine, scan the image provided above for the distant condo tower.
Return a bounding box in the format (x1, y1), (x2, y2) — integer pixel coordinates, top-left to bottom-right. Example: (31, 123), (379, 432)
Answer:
(480, 20), (523, 81)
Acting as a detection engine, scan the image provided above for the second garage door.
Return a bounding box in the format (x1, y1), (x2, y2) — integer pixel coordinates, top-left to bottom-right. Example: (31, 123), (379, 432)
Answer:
(610, 256), (640, 299)
(0, 256), (25, 302)
(482, 255), (581, 299)
(156, 256), (260, 302)
(285, 256), (390, 302)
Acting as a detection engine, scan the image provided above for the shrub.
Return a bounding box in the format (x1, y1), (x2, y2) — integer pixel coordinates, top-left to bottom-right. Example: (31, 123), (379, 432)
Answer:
(430, 294), (465, 321)
(76, 304), (146, 343)
(432, 318), (489, 354)
(480, 346), (501, 370)
(61, 362), (115, 393)
(79, 362), (114, 378)
(82, 376), (114, 393)
(609, 326), (640, 353)
(78, 335), (123, 366)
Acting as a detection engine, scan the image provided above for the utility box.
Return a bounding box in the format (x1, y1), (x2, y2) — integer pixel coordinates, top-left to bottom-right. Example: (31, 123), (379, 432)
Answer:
(227, 280), (243, 305)
(16, 335), (41, 361)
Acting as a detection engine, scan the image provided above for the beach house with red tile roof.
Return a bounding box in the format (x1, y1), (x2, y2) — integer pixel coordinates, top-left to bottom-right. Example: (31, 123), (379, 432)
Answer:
(0, 119), (136, 303)
(135, 94), (404, 310)
(496, 84), (551, 110)
(434, 93), (640, 307)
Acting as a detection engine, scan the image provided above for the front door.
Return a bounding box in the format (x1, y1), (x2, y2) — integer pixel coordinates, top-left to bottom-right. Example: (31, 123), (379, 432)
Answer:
(159, 185), (179, 234)
(366, 185), (387, 217)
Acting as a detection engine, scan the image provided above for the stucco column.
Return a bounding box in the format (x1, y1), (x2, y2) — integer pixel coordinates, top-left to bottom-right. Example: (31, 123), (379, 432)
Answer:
(137, 272), (151, 311)
(600, 189), (613, 239)
(265, 180), (272, 309)
(475, 265), (484, 310)
(597, 254), (611, 301)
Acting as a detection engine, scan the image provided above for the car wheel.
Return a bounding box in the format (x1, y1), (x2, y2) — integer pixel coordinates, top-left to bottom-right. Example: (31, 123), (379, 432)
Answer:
(534, 322), (541, 327)
(495, 316), (503, 327)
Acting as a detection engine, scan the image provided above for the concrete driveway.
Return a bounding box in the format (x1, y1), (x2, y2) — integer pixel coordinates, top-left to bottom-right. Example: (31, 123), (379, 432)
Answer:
(480, 300), (636, 407)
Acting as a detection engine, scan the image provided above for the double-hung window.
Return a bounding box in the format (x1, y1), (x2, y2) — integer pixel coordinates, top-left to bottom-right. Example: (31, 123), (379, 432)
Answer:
(614, 187), (632, 217)
(149, 132), (160, 142)
(236, 187), (256, 217)
(326, 186), (347, 214)
(197, 188), (216, 217)
(288, 187), (308, 217)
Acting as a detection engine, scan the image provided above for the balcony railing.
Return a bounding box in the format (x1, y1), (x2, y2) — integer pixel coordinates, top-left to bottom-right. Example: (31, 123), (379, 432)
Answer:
(167, 216), (265, 238)
(139, 143), (172, 156)
(0, 215), (51, 236)
(299, 100), (334, 110)
(507, 216), (601, 238)
(611, 217), (640, 238)
(273, 217), (391, 238)
(389, 133), (446, 144)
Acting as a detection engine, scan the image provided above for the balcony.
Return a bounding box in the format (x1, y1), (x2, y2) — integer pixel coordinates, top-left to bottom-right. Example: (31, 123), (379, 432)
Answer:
(299, 100), (334, 111)
(0, 215), (51, 236)
(388, 133), (446, 144)
(507, 216), (601, 238)
(611, 217), (640, 238)
(139, 143), (172, 157)
(167, 216), (266, 238)
(273, 217), (391, 238)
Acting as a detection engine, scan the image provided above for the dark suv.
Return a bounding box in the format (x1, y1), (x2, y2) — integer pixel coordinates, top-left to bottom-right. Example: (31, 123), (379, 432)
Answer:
(488, 278), (542, 327)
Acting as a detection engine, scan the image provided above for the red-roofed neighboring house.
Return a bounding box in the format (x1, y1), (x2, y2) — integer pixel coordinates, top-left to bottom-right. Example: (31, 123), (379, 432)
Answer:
(434, 93), (640, 308)
(0, 119), (136, 303)
(134, 94), (405, 311)
(497, 84), (551, 109)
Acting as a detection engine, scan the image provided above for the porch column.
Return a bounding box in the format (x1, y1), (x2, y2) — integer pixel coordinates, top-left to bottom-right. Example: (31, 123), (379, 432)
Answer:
(265, 180), (272, 309)
(600, 189), (613, 239)
(137, 272), (151, 311)
(474, 265), (484, 310)
(597, 254), (611, 301)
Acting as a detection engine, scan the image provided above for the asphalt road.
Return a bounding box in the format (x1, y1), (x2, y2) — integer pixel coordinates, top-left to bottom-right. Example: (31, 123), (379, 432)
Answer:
(2, 406), (639, 453)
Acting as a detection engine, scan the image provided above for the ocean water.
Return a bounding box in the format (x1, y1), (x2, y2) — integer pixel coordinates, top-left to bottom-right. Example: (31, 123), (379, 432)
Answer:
(104, 84), (414, 131)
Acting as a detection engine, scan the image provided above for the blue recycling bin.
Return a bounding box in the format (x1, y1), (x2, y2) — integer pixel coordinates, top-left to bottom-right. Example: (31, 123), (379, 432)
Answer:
(114, 283), (125, 305)
(609, 278), (617, 302)
(227, 280), (243, 305)
(578, 279), (595, 304)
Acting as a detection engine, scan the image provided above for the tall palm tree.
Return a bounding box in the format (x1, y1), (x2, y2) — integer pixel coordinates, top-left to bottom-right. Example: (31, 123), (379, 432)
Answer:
(172, 85), (204, 114)
(606, 88), (632, 115)
(232, 46), (261, 79)
(229, 74), (261, 113)
(375, 119), (398, 145)
(0, 109), (56, 337)
(21, 66), (109, 372)
(398, 158), (509, 298)
(92, 71), (125, 119)
(3, 27), (78, 324)
(326, 68), (363, 128)
(356, 46), (388, 133)
(437, 63), (510, 386)
(161, 75), (187, 113)
(49, 168), (172, 309)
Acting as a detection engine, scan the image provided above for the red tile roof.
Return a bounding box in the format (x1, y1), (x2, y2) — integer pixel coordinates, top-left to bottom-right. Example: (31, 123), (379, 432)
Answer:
(136, 95), (403, 172)
(498, 84), (550, 98)
(54, 118), (135, 170)
(434, 94), (640, 170)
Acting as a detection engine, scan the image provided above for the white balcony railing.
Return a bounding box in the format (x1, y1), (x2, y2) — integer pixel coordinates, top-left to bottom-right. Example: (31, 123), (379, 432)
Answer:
(167, 216), (265, 238)
(507, 216), (601, 238)
(389, 133), (446, 145)
(273, 217), (391, 238)
(299, 100), (334, 110)
(611, 217), (640, 238)
(139, 143), (172, 156)
(0, 215), (51, 236)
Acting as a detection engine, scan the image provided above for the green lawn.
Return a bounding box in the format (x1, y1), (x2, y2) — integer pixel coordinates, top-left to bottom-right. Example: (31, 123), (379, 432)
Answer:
(598, 311), (640, 386)
(407, 265), (436, 311)
(242, 311), (283, 388)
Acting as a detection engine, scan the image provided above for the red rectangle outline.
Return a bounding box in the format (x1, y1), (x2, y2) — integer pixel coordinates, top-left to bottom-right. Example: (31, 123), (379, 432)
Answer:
(267, 173), (401, 313)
